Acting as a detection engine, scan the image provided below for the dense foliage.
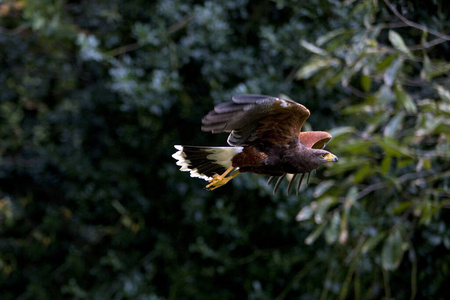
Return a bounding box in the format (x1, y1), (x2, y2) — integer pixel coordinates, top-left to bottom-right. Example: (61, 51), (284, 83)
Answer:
(0, 0), (449, 299)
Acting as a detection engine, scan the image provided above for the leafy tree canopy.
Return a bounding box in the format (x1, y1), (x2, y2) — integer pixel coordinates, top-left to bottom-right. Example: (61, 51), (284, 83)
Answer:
(0, 0), (449, 299)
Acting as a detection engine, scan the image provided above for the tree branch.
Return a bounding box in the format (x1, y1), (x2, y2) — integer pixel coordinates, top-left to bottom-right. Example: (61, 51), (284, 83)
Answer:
(383, 0), (450, 42)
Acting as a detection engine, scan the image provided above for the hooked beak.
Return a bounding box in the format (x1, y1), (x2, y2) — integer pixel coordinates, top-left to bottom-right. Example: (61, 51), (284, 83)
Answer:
(323, 153), (338, 162)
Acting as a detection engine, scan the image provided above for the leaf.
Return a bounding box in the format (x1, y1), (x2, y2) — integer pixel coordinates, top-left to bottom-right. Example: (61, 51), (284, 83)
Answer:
(436, 85), (450, 103)
(305, 222), (327, 245)
(353, 163), (372, 183)
(394, 85), (417, 113)
(376, 54), (397, 72)
(300, 39), (328, 55)
(392, 201), (413, 215)
(383, 112), (405, 137)
(388, 30), (412, 56)
(418, 201), (444, 225)
(377, 85), (396, 104)
(361, 74), (372, 92)
(375, 135), (413, 158)
(383, 57), (403, 87)
(295, 202), (316, 222)
(361, 231), (387, 254)
(324, 212), (340, 244)
(380, 155), (392, 175)
(296, 57), (340, 79)
(421, 56), (450, 80)
(326, 126), (355, 145)
(382, 228), (407, 271)
(314, 197), (337, 224)
(313, 181), (335, 198)
(316, 28), (350, 46)
(420, 54), (432, 80)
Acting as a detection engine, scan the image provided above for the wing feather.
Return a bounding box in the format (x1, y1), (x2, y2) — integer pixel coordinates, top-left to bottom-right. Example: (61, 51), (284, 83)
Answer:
(201, 94), (310, 146)
(299, 131), (332, 149)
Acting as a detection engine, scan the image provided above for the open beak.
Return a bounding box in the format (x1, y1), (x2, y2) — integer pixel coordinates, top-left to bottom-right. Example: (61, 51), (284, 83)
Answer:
(323, 153), (338, 162)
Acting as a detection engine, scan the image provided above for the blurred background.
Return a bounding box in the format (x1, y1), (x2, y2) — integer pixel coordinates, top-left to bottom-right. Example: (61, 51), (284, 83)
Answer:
(0, 0), (449, 299)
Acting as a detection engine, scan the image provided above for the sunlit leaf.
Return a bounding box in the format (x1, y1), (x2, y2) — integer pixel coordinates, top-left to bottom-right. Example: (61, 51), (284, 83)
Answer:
(296, 57), (340, 79)
(316, 28), (350, 46)
(296, 202), (316, 222)
(300, 39), (328, 55)
(436, 85), (450, 103)
(388, 30), (412, 56)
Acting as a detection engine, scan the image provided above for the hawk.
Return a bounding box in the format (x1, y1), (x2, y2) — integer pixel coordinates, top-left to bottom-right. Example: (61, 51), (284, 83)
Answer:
(172, 94), (338, 194)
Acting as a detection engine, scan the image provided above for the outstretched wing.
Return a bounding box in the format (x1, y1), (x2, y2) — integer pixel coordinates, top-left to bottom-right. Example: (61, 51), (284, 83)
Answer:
(201, 94), (310, 146)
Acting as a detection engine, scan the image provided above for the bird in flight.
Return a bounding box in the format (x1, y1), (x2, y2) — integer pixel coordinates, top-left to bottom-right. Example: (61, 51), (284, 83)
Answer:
(172, 94), (338, 194)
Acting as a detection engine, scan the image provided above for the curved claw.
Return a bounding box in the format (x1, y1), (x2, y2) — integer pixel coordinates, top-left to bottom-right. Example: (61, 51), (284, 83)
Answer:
(286, 174), (298, 195)
(296, 173), (306, 195)
(273, 173), (286, 194)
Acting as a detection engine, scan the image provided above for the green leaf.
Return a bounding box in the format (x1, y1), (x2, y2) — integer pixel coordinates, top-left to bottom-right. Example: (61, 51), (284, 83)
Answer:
(392, 201), (413, 215)
(353, 163), (372, 183)
(362, 231), (387, 254)
(394, 85), (417, 113)
(377, 54), (397, 72)
(375, 135), (413, 158)
(380, 155), (392, 175)
(418, 201), (444, 225)
(361, 74), (372, 92)
(422, 56), (450, 80)
(381, 228), (406, 271)
(388, 30), (412, 56)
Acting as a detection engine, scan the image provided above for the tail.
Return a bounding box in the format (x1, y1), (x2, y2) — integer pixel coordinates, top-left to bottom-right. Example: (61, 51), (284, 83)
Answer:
(172, 145), (243, 181)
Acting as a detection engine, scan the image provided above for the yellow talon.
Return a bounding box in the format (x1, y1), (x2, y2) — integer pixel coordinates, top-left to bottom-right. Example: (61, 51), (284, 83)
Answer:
(206, 166), (239, 190)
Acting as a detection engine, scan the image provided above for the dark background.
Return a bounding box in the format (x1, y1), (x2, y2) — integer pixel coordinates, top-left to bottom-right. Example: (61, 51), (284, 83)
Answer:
(0, 0), (449, 299)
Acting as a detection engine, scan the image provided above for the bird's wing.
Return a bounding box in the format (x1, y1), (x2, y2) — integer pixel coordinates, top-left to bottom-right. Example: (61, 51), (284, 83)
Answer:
(299, 131), (332, 149)
(201, 94), (310, 146)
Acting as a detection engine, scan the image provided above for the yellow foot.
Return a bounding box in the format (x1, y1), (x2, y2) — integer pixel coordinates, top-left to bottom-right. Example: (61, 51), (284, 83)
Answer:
(206, 166), (239, 190)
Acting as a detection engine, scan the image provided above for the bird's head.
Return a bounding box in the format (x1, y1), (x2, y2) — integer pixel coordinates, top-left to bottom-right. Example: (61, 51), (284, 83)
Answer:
(311, 149), (339, 167)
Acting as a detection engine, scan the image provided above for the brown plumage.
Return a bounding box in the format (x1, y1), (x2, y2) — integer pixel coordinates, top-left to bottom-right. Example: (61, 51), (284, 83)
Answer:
(173, 94), (338, 194)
